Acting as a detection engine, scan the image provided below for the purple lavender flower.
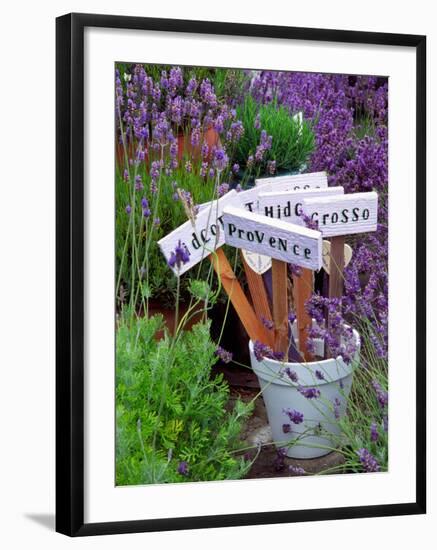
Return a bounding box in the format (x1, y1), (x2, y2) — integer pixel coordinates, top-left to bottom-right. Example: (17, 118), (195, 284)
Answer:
(217, 182), (230, 197)
(371, 380), (388, 409)
(273, 448), (287, 471)
(125, 204), (131, 215)
(383, 415), (388, 433)
(232, 163), (240, 174)
(215, 346), (233, 364)
(370, 422), (379, 442)
(289, 465), (306, 475)
(213, 148), (229, 172)
(168, 240), (190, 270)
(177, 461), (189, 476)
(284, 367), (298, 383)
(282, 423), (291, 434)
(298, 387), (321, 399)
(153, 218), (160, 227)
(253, 340), (284, 362)
(333, 397), (341, 420)
(356, 448), (380, 473)
(141, 197), (149, 209)
(261, 316), (274, 330)
(283, 408), (304, 424)
(254, 114), (261, 129)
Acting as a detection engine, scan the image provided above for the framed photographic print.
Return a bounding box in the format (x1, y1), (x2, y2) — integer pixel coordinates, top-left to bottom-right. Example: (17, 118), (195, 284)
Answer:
(56, 12), (426, 536)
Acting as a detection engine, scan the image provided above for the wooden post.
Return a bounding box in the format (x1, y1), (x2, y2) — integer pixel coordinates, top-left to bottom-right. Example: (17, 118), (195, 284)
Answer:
(292, 268), (313, 361)
(209, 248), (271, 345)
(271, 259), (289, 355)
(328, 235), (345, 299)
(241, 252), (273, 324)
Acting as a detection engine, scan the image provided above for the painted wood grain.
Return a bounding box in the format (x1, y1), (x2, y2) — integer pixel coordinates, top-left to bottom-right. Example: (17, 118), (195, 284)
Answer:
(255, 171), (328, 193)
(293, 268), (314, 362)
(328, 235), (345, 299)
(208, 248), (270, 344)
(258, 186), (344, 225)
(158, 190), (238, 276)
(271, 259), (289, 354)
(302, 191), (378, 237)
(241, 252), (274, 347)
(222, 206), (323, 271)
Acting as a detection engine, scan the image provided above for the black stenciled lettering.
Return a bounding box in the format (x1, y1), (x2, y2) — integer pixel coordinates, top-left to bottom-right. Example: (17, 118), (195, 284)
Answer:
(278, 238), (287, 251)
(322, 213), (330, 225)
(238, 228), (245, 239)
(255, 231), (264, 244)
(264, 206), (274, 218)
(293, 244), (300, 255)
(341, 209), (349, 223)
(191, 232), (201, 250)
(363, 208), (370, 220)
(228, 223), (237, 236)
(304, 248), (311, 258)
(269, 236), (276, 248)
(200, 228), (210, 243)
(352, 207), (359, 222)
(247, 231), (254, 242)
(332, 212), (339, 224)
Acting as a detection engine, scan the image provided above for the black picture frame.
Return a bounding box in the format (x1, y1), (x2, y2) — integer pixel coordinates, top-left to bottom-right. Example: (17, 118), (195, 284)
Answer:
(56, 12), (426, 537)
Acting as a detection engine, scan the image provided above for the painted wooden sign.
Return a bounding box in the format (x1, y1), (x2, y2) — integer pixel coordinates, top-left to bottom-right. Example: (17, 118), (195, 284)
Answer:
(158, 190), (238, 276)
(302, 191), (378, 237)
(258, 186), (344, 224)
(255, 171), (328, 193)
(222, 206), (322, 271)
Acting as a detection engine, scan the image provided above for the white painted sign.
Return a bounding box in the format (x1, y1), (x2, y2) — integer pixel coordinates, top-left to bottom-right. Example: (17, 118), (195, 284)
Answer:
(222, 206), (322, 271)
(255, 171), (328, 193)
(158, 190), (238, 276)
(241, 249), (272, 274)
(322, 240), (353, 274)
(302, 191), (378, 237)
(258, 186), (344, 225)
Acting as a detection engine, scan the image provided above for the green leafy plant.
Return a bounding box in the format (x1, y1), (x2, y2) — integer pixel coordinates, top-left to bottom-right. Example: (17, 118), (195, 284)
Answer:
(235, 95), (315, 174)
(116, 315), (254, 485)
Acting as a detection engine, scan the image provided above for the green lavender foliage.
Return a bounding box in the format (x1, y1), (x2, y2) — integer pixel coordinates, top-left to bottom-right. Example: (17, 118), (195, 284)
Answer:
(235, 95), (315, 173)
(116, 315), (254, 485)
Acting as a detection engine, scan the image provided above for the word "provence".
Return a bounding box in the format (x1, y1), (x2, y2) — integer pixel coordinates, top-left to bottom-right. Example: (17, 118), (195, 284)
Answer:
(222, 206), (322, 270)
(227, 223), (312, 259)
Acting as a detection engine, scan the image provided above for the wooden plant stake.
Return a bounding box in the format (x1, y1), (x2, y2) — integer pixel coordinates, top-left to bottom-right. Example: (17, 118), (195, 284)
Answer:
(302, 191), (379, 359)
(241, 252), (273, 324)
(271, 259), (289, 355)
(209, 248), (271, 345)
(292, 268), (314, 362)
(328, 235), (345, 299)
(222, 206), (323, 359)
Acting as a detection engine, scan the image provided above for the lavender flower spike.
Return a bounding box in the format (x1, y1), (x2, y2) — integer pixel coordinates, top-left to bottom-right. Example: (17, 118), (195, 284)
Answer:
(356, 448), (380, 473)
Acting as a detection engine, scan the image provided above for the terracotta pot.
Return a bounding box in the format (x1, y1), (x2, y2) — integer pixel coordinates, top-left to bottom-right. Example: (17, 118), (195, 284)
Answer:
(116, 126), (220, 170)
(177, 126), (220, 162)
